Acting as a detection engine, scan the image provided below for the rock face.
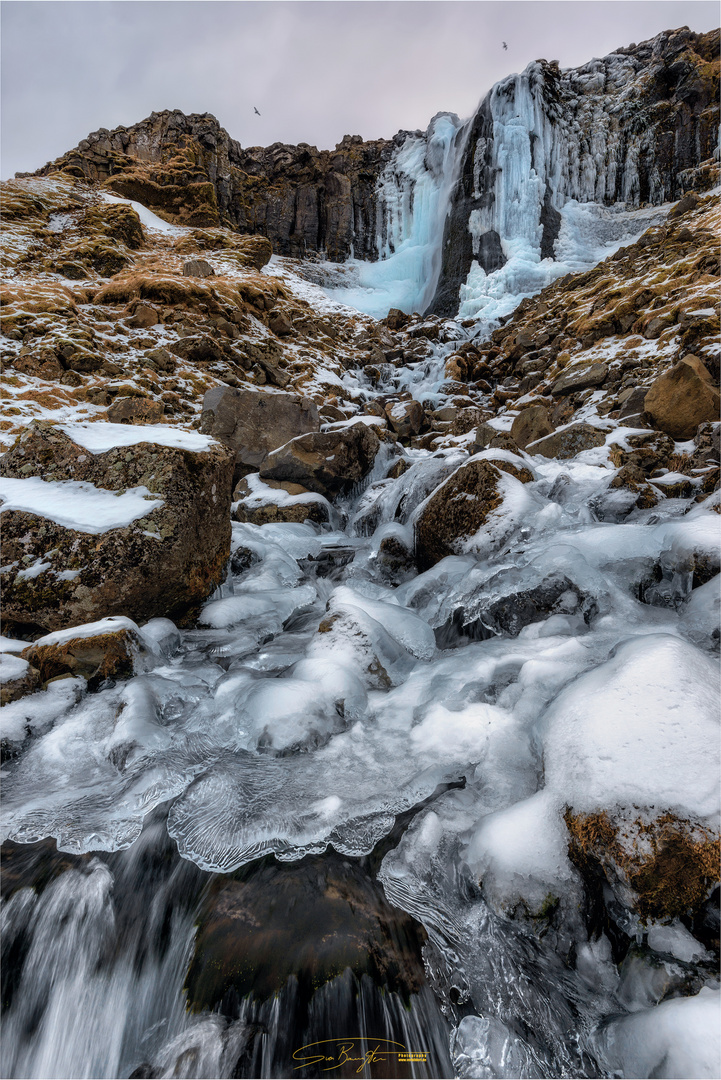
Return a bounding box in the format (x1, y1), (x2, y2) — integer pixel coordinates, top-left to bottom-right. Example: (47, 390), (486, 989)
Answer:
(0, 423), (234, 633)
(428, 27), (719, 314)
(28, 28), (718, 315)
(34, 111), (396, 260)
(200, 386), (320, 473)
(644, 356), (720, 440)
(259, 423), (381, 499)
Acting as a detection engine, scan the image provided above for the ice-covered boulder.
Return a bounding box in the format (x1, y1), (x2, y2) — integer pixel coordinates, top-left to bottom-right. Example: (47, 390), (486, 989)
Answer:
(232, 473), (331, 526)
(413, 457), (534, 570)
(591, 987), (720, 1080)
(200, 385), (319, 473)
(20, 616), (150, 688)
(0, 421), (234, 632)
(543, 634), (720, 921)
(260, 422), (381, 500)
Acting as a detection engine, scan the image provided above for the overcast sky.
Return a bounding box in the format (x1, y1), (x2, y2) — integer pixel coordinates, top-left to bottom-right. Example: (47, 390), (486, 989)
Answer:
(1, 1), (718, 178)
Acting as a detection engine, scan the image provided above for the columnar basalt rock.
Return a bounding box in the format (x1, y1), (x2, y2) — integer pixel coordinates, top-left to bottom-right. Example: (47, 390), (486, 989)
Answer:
(33, 113), (396, 260)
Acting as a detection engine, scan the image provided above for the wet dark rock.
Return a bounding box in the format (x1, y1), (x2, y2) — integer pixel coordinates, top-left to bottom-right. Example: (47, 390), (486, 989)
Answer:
(185, 854), (429, 1009)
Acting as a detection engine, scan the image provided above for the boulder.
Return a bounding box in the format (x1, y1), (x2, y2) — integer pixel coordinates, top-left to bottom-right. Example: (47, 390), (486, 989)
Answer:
(200, 385), (319, 472)
(510, 405), (554, 449)
(528, 423), (606, 459)
(260, 422), (381, 500)
(183, 258), (215, 278)
(550, 363), (608, 396)
(232, 475), (330, 526)
(644, 356), (720, 440)
(170, 334), (225, 364)
(143, 346), (176, 373)
(267, 308), (293, 336)
(235, 234), (273, 271)
(385, 399), (424, 437)
(0, 422), (234, 633)
(608, 431), (675, 473)
(617, 386), (648, 422)
(385, 308), (410, 331)
(0, 654), (41, 706)
(125, 302), (159, 328)
(414, 458), (531, 571)
(106, 396), (165, 424)
(451, 408), (486, 437)
(21, 617), (145, 687)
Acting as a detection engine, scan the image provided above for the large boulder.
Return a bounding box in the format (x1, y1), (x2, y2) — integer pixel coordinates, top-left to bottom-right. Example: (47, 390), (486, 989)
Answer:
(414, 458), (533, 571)
(527, 423), (606, 459)
(200, 385), (319, 473)
(644, 356), (720, 440)
(0, 422), (234, 633)
(259, 422), (381, 499)
(510, 405), (554, 449)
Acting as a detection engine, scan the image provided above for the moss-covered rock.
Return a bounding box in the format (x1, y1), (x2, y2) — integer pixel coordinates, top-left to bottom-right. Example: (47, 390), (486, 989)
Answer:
(565, 808), (720, 923)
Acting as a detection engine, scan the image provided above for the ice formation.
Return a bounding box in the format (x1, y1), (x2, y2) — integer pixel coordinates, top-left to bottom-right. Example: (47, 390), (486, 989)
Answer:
(323, 113), (468, 318)
(322, 48), (690, 321)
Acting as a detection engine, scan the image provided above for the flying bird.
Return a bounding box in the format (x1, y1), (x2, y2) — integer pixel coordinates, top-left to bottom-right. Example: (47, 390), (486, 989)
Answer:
(502, 41), (508, 50)
(254, 107), (261, 116)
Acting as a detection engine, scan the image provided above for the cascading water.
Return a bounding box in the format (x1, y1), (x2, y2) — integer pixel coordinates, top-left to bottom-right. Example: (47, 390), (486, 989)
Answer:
(320, 113), (471, 318)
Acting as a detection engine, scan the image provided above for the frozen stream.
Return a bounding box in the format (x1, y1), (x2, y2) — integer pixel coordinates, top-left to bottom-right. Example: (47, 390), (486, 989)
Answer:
(1, 367), (719, 1076)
